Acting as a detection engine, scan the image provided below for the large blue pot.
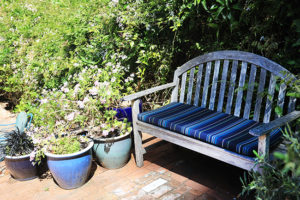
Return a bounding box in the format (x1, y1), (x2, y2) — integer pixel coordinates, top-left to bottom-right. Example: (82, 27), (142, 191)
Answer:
(5, 154), (37, 181)
(93, 132), (132, 169)
(45, 140), (93, 189)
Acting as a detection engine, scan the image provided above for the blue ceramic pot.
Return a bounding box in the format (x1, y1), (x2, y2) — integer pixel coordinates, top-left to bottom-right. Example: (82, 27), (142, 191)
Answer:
(113, 101), (142, 123)
(5, 154), (37, 181)
(93, 132), (132, 169)
(45, 140), (93, 189)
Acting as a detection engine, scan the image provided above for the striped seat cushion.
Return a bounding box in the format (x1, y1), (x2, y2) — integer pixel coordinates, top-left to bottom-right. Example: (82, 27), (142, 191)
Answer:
(138, 102), (282, 157)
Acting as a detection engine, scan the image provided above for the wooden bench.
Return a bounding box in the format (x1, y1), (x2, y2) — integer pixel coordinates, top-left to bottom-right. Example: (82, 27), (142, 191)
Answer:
(123, 50), (300, 171)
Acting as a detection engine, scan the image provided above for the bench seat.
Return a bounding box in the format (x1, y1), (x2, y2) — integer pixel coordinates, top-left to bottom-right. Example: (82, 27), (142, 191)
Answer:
(138, 102), (282, 157)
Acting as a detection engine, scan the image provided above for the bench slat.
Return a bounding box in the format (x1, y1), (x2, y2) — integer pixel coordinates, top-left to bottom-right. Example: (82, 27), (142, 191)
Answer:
(193, 64), (203, 107)
(217, 60), (229, 112)
(263, 73), (276, 123)
(209, 60), (220, 110)
(187, 67), (195, 104)
(276, 83), (287, 118)
(180, 72), (187, 103)
(288, 97), (296, 113)
(243, 64), (257, 119)
(201, 62), (212, 108)
(225, 60), (238, 114)
(234, 62), (248, 117)
(253, 68), (267, 121)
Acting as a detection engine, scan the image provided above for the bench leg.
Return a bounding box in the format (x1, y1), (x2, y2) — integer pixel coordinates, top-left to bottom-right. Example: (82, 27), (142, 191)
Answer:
(257, 133), (270, 174)
(132, 99), (144, 167)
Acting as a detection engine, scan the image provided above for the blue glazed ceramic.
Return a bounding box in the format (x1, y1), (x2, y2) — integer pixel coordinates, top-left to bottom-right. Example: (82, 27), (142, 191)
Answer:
(93, 132), (132, 169)
(5, 154), (37, 181)
(113, 101), (142, 123)
(45, 140), (93, 189)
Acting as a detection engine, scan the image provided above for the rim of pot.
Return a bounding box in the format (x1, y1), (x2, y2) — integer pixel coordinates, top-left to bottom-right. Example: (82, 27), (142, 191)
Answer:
(44, 139), (94, 158)
(93, 131), (131, 142)
(5, 153), (32, 159)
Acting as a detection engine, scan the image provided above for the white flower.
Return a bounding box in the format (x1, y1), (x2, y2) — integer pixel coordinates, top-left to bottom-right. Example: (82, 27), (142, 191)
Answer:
(65, 112), (75, 121)
(89, 87), (98, 96)
(100, 98), (106, 104)
(130, 73), (135, 77)
(83, 96), (90, 103)
(62, 87), (69, 93)
(77, 101), (85, 109)
(100, 123), (106, 128)
(94, 80), (100, 86)
(102, 130), (109, 137)
(74, 63), (80, 67)
(111, 77), (116, 82)
(74, 84), (80, 94)
(40, 99), (48, 104)
(29, 151), (36, 162)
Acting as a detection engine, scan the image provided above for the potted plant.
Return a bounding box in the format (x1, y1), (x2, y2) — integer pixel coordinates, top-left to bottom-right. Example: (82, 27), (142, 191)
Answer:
(88, 114), (133, 169)
(1, 128), (37, 181)
(30, 121), (93, 190)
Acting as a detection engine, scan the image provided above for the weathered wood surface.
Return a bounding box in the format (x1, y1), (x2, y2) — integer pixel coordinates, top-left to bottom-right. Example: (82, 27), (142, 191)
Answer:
(180, 72), (187, 103)
(234, 61), (248, 117)
(253, 68), (267, 121)
(225, 60), (238, 114)
(209, 60), (220, 110)
(258, 134), (270, 159)
(201, 62), (212, 108)
(263, 74), (276, 123)
(132, 99), (144, 167)
(193, 64), (203, 106)
(123, 82), (176, 101)
(217, 60), (229, 112)
(243, 64), (257, 119)
(187, 67), (195, 104)
(174, 50), (294, 81)
(250, 110), (300, 136)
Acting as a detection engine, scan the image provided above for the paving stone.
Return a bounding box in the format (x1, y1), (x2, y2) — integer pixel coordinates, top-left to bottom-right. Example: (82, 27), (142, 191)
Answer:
(142, 178), (168, 192)
(195, 193), (218, 200)
(149, 184), (173, 198)
(160, 192), (182, 200)
(174, 185), (192, 195)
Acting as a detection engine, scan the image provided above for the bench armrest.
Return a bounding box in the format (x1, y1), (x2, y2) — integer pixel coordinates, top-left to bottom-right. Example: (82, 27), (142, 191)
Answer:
(122, 82), (176, 101)
(249, 110), (300, 136)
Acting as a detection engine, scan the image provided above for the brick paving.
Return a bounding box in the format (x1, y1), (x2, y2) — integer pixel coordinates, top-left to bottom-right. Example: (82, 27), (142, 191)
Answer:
(0, 133), (246, 200)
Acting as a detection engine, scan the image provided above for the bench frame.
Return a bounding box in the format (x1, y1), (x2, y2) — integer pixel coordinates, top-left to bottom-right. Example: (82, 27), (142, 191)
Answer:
(124, 50), (300, 171)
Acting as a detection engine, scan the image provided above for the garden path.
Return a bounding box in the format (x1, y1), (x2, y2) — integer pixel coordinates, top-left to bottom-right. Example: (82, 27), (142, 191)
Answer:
(0, 104), (245, 200)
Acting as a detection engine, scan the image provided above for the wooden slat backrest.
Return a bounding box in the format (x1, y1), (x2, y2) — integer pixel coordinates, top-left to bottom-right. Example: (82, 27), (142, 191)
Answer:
(173, 50), (297, 123)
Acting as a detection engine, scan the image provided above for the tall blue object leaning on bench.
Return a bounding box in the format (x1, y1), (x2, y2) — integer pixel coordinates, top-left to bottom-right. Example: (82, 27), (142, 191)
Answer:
(0, 112), (33, 161)
(123, 50), (300, 172)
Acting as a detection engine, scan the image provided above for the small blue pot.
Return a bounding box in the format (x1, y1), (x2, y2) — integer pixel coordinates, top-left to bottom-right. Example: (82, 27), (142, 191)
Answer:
(93, 132), (132, 169)
(45, 140), (93, 190)
(5, 154), (37, 181)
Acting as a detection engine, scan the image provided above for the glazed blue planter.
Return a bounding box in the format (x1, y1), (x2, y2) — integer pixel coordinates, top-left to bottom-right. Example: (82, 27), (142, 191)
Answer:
(45, 140), (93, 190)
(113, 101), (142, 123)
(5, 154), (37, 181)
(93, 132), (132, 169)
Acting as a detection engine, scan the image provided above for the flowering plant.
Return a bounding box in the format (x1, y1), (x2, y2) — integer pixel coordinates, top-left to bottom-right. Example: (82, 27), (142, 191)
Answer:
(29, 60), (134, 144)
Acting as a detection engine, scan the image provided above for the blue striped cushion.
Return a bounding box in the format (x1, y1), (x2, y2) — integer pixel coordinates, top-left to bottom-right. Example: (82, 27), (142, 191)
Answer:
(138, 102), (282, 157)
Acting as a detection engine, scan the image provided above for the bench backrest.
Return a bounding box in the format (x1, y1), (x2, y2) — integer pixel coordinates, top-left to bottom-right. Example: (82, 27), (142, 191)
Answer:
(171, 50), (297, 123)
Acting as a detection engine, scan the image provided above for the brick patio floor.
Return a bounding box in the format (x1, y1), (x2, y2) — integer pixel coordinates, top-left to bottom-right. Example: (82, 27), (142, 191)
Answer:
(0, 133), (246, 200)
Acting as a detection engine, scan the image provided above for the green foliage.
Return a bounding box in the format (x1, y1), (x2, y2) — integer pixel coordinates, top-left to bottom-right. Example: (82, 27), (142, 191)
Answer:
(1, 0), (299, 110)
(241, 126), (300, 200)
(49, 136), (82, 155)
(1, 128), (34, 156)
